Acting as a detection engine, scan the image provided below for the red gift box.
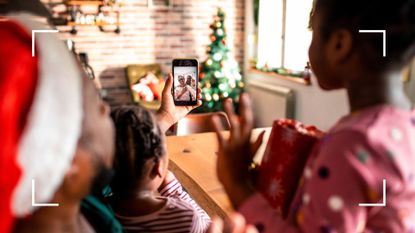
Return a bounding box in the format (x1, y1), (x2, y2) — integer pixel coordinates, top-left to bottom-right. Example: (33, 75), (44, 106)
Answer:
(256, 119), (323, 217)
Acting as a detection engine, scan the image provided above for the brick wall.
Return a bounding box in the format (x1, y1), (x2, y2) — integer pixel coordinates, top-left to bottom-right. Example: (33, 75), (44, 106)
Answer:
(47, 0), (245, 105)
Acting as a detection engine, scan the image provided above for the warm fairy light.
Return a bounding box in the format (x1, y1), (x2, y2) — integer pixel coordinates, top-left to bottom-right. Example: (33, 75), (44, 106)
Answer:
(205, 93), (212, 101)
(206, 59), (213, 66)
(205, 81), (211, 88)
(212, 93), (219, 101)
(214, 71), (221, 78)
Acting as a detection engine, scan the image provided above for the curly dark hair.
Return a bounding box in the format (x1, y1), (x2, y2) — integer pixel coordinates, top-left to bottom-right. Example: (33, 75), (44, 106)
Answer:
(313, 0), (415, 70)
(110, 105), (165, 196)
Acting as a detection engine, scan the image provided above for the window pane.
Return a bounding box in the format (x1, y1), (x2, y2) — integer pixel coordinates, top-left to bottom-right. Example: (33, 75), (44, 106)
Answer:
(257, 0), (283, 69)
(284, 0), (313, 71)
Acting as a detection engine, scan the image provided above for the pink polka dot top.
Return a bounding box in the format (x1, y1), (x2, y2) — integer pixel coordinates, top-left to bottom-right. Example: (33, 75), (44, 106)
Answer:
(239, 105), (415, 233)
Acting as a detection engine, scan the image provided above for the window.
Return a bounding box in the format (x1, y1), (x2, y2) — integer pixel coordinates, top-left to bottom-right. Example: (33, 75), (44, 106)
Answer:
(255, 0), (313, 72)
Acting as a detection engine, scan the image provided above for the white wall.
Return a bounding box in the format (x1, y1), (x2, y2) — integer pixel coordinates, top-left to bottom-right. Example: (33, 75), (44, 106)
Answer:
(246, 71), (349, 131)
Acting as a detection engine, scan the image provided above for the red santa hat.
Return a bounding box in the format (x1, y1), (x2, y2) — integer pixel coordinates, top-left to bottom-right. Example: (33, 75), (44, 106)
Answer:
(0, 14), (83, 232)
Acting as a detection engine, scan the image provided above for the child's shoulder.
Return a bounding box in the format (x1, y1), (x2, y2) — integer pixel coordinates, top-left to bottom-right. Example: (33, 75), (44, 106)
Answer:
(319, 105), (415, 171)
(164, 196), (199, 213)
(330, 105), (415, 144)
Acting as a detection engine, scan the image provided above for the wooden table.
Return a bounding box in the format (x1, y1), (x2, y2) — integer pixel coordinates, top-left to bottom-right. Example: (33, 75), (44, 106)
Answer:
(166, 128), (272, 219)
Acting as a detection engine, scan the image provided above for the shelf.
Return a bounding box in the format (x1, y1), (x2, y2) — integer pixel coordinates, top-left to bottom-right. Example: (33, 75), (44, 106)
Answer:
(249, 69), (311, 86)
(67, 22), (120, 26)
(66, 1), (104, 6)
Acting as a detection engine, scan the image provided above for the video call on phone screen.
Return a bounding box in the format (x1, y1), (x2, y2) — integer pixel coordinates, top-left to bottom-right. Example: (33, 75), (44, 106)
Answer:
(173, 66), (197, 102)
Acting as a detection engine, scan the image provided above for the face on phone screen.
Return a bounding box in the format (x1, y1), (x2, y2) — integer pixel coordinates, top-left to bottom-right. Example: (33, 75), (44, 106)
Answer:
(173, 59), (198, 106)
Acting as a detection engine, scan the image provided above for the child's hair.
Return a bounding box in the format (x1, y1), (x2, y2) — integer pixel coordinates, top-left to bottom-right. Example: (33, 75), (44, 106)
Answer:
(110, 105), (165, 196)
(314, 0), (415, 70)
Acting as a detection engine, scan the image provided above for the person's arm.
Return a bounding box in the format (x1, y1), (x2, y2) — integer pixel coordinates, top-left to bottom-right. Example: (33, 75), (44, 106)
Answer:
(212, 95), (399, 233)
(177, 86), (188, 99)
(156, 74), (202, 133)
(207, 214), (258, 233)
(159, 171), (211, 232)
(189, 85), (196, 101)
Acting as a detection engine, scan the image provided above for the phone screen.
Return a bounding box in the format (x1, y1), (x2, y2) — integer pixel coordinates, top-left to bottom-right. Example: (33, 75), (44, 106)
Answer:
(172, 59), (198, 106)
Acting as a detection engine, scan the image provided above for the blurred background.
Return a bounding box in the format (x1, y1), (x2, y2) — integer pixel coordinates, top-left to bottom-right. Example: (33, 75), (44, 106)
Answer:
(5, 0), (415, 130)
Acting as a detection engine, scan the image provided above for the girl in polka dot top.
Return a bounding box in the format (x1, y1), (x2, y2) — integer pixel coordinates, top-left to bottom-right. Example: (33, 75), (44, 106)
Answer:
(211, 0), (415, 232)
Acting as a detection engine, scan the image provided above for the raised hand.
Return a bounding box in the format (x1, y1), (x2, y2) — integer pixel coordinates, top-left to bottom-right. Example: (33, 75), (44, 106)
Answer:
(207, 213), (258, 233)
(156, 74), (202, 132)
(212, 93), (265, 208)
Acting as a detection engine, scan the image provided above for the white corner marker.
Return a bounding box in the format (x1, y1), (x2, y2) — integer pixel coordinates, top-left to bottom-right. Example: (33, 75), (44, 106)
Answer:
(32, 179), (59, 207)
(358, 179), (386, 207)
(31, 30), (59, 57)
(358, 30), (386, 57)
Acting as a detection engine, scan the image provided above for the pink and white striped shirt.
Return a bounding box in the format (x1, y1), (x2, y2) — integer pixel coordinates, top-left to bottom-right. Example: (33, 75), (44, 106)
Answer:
(115, 175), (211, 233)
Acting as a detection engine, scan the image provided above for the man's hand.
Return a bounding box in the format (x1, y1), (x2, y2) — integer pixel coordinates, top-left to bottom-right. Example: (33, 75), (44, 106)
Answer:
(212, 93), (265, 209)
(207, 213), (258, 233)
(156, 74), (202, 132)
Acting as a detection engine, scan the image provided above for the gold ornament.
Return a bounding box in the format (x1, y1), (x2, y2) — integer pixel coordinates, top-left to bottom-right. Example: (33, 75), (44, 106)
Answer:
(205, 81), (211, 88)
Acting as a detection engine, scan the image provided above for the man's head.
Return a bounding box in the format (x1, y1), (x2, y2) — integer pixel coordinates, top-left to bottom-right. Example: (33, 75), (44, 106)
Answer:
(178, 75), (185, 86)
(186, 75), (192, 85)
(60, 76), (115, 200)
(0, 15), (115, 231)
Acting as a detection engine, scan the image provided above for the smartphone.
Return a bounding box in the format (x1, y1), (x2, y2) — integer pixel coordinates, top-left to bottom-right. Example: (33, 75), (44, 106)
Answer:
(172, 59), (199, 106)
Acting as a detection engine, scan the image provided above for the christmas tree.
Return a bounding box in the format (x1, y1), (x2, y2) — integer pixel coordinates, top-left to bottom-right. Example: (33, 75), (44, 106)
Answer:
(198, 8), (244, 112)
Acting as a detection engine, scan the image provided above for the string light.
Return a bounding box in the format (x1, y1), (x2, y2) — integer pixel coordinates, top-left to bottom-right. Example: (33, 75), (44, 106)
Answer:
(214, 71), (221, 78)
(213, 53), (222, 61)
(205, 93), (212, 101)
(206, 59), (213, 66)
(212, 93), (219, 101)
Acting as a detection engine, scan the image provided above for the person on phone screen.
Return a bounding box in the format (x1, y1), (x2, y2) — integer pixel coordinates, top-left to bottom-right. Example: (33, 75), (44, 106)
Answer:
(175, 75), (191, 101)
(189, 77), (197, 101)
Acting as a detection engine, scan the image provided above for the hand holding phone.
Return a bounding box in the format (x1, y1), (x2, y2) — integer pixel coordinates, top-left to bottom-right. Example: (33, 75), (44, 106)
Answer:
(172, 59), (199, 106)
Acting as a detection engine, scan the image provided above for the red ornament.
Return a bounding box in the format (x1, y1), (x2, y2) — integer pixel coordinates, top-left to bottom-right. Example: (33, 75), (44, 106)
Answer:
(256, 119), (323, 217)
(210, 35), (216, 42)
(303, 62), (312, 84)
(221, 39), (226, 45)
(199, 72), (205, 79)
